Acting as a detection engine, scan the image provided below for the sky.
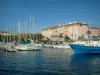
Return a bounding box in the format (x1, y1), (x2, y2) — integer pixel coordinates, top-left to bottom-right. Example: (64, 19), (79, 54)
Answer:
(0, 0), (100, 33)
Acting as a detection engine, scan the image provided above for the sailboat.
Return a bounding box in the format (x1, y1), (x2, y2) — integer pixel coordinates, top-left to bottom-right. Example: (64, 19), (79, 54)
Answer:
(15, 13), (41, 51)
(15, 21), (34, 51)
(31, 16), (42, 50)
(5, 24), (17, 52)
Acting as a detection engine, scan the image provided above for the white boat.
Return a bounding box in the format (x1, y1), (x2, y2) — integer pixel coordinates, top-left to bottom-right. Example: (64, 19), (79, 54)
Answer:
(0, 42), (6, 50)
(43, 42), (70, 49)
(15, 43), (41, 51)
(5, 43), (17, 52)
(53, 44), (70, 48)
(15, 44), (34, 51)
(34, 44), (43, 47)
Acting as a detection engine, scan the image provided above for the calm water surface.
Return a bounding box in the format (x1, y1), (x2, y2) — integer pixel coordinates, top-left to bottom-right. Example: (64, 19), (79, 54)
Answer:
(0, 48), (100, 75)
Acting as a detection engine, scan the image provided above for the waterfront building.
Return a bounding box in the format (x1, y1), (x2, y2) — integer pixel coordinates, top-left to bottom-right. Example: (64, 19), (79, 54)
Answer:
(98, 28), (100, 36)
(89, 27), (99, 36)
(41, 22), (99, 41)
(41, 25), (62, 39)
(62, 22), (88, 40)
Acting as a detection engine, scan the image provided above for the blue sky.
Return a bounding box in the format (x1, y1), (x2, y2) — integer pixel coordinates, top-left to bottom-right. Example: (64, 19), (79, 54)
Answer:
(0, 0), (100, 32)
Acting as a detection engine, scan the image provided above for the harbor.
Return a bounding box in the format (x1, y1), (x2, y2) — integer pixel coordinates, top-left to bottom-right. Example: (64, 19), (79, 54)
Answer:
(1, 47), (100, 75)
(0, 0), (100, 75)
(0, 41), (71, 52)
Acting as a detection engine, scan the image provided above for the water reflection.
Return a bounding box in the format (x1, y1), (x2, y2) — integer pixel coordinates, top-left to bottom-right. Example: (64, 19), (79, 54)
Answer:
(1, 48), (100, 75)
(70, 54), (100, 75)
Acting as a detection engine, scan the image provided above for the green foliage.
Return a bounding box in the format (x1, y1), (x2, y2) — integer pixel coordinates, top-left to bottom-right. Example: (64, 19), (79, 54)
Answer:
(59, 33), (63, 38)
(0, 33), (44, 43)
(64, 36), (71, 42)
(86, 30), (91, 36)
(33, 33), (44, 42)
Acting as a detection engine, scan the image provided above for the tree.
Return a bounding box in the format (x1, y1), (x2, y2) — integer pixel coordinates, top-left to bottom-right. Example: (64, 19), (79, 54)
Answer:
(86, 30), (91, 36)
(59, 33), (63, 38)
(33, 33), (44, 43)
(64, 36), (71, 42)
(37, 33), (44, 42)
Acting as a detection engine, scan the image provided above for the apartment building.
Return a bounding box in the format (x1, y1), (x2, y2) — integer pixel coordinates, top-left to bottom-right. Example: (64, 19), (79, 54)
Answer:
(89, 27), (99, 36)
(41, 22), (99, 41)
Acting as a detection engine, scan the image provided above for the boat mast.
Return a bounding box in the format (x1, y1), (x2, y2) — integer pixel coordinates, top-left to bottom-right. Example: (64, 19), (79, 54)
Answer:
(13, 23), (16, 42)
(33, 16), (34, 44)
(26, 20), (28, 41)
(10, 24), (12, 42)
(30, 12), (32, 40)
(25, 20), (27, 42)
(7, 29), (8, 42)
(18, 22), (20, 43)
(15, 23), (17, 42)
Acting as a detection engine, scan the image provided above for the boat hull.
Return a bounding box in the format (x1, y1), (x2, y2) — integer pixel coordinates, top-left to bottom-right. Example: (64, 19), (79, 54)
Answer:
(70, 44), (100, 54)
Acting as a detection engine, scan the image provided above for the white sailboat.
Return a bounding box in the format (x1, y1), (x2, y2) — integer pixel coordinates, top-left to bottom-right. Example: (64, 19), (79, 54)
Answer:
(15, 22), (34, 51)
(31, 16), (42, 50)
(5, 24), (17, 52)
(15, 14), (41, 51)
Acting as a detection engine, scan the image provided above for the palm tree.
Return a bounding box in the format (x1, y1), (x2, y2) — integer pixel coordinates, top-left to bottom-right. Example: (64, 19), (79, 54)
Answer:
(86, 30), (91, 37)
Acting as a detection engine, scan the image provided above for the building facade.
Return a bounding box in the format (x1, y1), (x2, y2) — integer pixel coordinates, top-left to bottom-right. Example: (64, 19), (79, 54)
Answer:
(62, 22), (88, 40)
(89, 27), (99, 36)
(95, 27), (100, 36)
(41, 22), (99, 41)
